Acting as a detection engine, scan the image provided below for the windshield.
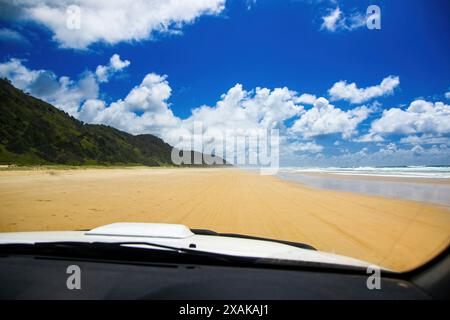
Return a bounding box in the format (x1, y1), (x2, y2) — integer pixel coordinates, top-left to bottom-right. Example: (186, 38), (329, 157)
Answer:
(0, 0), (449, 274)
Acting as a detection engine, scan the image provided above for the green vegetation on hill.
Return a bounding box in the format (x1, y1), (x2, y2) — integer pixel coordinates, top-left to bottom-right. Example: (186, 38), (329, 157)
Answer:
(0, 78), (220, 166)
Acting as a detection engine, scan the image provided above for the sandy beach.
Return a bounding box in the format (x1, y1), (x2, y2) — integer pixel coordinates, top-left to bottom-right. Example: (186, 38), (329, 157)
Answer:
(0, 167), (449, 272)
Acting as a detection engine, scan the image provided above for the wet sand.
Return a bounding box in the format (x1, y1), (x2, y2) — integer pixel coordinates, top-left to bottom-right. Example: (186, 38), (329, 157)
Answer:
(292, 171), (450, 185)
(277, 171), (450, 206)
(0, 167), (449, 272)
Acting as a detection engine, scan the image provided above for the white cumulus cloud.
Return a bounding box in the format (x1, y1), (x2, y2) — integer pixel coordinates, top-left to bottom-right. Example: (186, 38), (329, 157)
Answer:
(290, 97), (371, 139)
(295, 93), (317, 105)
(0, 55), (130, 115)
(7, 0), (226, 49)
(370, 99), (450, 136)
(78, 81), (307, 155)
(164, 84), (304, 147)
(95, 54), (130, 83)
(0, 58), (99, 115)
(328, 75), (400, 104)
(78, 72), (180, 138)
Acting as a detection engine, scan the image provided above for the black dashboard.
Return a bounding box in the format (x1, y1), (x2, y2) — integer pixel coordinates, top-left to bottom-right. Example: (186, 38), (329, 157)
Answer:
(0, 253), (438, 299)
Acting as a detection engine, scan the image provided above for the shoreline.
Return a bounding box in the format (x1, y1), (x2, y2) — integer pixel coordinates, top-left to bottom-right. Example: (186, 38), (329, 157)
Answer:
(1, 167), (449, 272)
(277, 171), (450, 207)
(287, 171), (450, 185)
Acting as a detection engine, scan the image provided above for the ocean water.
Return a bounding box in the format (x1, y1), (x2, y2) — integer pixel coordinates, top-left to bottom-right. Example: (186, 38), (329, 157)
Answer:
(277, 166), (450, 206)
(279, 166), (450, 179)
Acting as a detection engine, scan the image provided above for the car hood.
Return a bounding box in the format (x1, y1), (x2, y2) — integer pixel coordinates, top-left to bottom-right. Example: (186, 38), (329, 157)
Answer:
(0, 222), (385, 270)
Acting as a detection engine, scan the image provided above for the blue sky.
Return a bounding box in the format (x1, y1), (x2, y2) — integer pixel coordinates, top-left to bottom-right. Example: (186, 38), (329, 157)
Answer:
(0, 0), (449, 166)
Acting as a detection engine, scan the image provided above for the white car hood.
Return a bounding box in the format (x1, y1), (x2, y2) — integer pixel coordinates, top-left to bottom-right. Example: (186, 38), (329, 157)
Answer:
(0, 222), (382, 270)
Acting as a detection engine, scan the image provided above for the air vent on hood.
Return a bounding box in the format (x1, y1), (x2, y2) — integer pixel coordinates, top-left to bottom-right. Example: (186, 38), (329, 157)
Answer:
(85, 222), (194, 239)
